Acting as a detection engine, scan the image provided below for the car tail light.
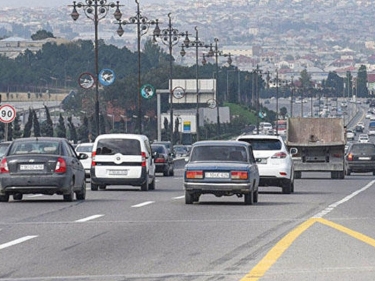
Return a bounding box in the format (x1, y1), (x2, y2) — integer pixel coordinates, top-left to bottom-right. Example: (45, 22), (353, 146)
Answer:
(347, 153), (353, 161)
(91, 151), (96, 167)
(186, 170), (203, 179)
(231, 171), (248, 180)
(141, 152), (146, 167)
(279, 172), (287, 176)
(55, 157), (67, 173)
(155, 156), (166, 163)
(271, 152), (287, 159)
(0, 158), (9, 173)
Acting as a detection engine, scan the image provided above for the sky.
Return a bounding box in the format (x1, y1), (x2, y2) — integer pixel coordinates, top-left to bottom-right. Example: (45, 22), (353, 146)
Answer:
(3, 0), (162, 8)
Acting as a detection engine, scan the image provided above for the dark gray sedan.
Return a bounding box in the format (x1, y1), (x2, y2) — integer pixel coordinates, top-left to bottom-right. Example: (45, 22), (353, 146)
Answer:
(184, 140), (259, 205)
(0, 137), (87, 202)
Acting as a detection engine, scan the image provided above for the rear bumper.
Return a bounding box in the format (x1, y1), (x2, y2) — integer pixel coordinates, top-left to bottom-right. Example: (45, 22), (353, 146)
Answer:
(90, 167), (148, 186)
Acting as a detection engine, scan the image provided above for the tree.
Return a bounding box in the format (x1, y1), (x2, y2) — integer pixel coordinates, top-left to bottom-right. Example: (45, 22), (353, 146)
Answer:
(33, 110), (41, 137)
(56, 114), (66, 138)
(23, 109), (33, 138)
(67, 116), (78, 144)
(40, 105), (54, 137)
(31, 30), (55, 40)
(78, 116), (90, 143)
(12, 114), (22, 139)
(280, 107), (288, 118)
(356, 65), (368, 98)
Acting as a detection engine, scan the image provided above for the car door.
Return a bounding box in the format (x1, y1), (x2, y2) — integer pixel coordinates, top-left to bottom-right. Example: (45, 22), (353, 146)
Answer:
(65, 141), (85, 188)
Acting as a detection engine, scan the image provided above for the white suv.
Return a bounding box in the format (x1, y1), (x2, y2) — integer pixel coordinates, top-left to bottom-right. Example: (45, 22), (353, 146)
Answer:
(236, 134), (296, 194)
(90, 134), (156, 191)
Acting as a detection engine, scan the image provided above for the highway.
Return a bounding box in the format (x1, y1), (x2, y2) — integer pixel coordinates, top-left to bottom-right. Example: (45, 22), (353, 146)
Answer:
(1, 157), (375, 281)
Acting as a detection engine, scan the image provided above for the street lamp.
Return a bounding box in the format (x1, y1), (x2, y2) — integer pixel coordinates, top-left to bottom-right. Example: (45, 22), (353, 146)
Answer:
(180, 27), (209, 141)
(116, 0), (156, 134)
(203, 38), (232, 137)
(253, 65), (262, 135)
(152, 13), (185, 145)
(70, 0), (123, 136)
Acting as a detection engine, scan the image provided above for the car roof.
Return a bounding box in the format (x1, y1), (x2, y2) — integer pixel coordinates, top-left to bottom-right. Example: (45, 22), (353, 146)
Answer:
(192, 140), (250, 148)
(236, 134), (283, 141)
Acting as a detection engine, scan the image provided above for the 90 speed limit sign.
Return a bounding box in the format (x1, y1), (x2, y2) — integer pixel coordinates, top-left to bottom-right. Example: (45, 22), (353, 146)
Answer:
(0, 104), (16, 123)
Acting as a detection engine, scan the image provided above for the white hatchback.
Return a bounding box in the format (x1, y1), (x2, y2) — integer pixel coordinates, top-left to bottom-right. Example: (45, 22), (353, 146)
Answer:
(236, 134), (296, 194)
(90, 134), (156, 191)
(75, 142), (93, 178)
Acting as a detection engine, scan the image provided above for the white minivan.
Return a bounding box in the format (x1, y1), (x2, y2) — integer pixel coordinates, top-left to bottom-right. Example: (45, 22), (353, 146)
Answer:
(90, 134), (156, 191)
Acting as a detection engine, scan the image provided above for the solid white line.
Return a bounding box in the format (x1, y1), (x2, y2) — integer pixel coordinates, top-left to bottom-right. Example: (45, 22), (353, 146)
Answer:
(132, 201), (154, 208)
(0, 235), (38, 250)
(313, 180), (375, 218)
(75, 214), (104, 222)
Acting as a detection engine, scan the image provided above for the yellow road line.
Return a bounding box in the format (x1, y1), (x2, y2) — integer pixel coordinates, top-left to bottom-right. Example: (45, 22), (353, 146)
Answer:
(240, 218), (318, 281)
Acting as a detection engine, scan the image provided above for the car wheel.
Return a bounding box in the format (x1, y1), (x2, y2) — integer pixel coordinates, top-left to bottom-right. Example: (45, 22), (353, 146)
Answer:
(63, 187), (74, 202)
(13, 193), (23, 201)
(253, 189), (258, 203)
(244, 191), (254, 205)
(282, 179), (292, 194)
(0, 194), (9, 202)
(193, 193), (200, 203)
(294, 171), (301, 179)
(185, 191), (194, 204)
(141, 175), (149, 191)
(91, 183), (99, 191)
(346, 168), (351, 176)
(76, 181), (86, 201)
(99, 185), (106, 190)
(148, 176), (155, 190)
(169, 168), (174, 176)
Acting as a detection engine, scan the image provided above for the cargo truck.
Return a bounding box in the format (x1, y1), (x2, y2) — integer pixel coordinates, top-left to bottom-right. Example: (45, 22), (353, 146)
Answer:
(285, 117), (346, 179)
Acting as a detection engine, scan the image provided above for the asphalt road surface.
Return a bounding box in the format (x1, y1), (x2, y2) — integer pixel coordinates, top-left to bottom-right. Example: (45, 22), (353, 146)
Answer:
(1, 157), (375, 281)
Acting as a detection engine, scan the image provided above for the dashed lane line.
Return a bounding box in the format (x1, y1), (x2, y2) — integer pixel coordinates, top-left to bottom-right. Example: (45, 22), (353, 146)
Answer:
(0, 236), (38, 250)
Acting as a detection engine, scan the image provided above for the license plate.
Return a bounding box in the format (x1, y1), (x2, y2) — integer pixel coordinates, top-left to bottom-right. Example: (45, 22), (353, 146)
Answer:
(205, 172), (229, 178)
(358, 157), (371, 160)
(108, 170), (128, 175)
(20, 164), (44, 170)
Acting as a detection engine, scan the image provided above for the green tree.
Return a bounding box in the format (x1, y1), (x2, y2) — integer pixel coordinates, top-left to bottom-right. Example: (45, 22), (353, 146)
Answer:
(6, 122), (13, 141)
(56, 114), (66, 138)
(12, 114), (22, 139)
(31, 30), (55, 40)
(78, 116), (90, 143)
(33, 110), (41, 137)
(23, 109), (33, 138)
(67, 116), (78, 144)
(345, 71), (353, 98)
(356, 65), (368, 98)
(40, 105), (54, 137)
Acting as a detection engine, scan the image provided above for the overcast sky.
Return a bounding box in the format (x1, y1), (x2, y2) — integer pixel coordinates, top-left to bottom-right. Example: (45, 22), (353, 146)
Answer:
(3, 0), (161, 8)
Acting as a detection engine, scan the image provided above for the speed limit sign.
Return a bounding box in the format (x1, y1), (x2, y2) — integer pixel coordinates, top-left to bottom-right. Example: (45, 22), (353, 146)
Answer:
(0, 104), (16, 123)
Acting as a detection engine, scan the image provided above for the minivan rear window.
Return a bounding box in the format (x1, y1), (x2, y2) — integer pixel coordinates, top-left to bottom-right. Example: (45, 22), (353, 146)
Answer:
(96, 139), (141, 155)
(238, 139), (281, 150)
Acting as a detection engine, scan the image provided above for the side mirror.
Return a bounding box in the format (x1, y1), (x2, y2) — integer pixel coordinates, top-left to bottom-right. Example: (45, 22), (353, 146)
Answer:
(290, 147), (298, 155)
(152, 151), (159, 158)
(78, 153), (89, 160)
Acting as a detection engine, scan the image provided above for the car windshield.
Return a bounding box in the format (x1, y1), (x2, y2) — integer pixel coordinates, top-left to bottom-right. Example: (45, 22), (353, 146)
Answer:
(9, 141), (60, 155)
(350, 144), (375, 154)
(241, 139), (282, 150)
(96, 139), (141, 155)
(190, 145), (247, 162)
(152, 145), (166, 154)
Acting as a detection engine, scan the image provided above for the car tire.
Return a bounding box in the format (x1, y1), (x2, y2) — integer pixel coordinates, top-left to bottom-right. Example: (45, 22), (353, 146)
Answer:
(345, 168), (351, 176)
(163, 168), (169, 176)
(91, 183), (99, 191)
(141, 175), (149, 191)
(253, 189), (258, 203)
(0, 194), (9, 202)
(185, 191), (194, 204)
(294, 171), (301, 179)
(63, 187), (74, 202)
(244, 191), (254, 205)
(282, 179), (292, 194)
(76, 181), (86, 201)
(13, 193), (23, 201)
(193, 193), (200, 203)
(170, 168), (174, 176)
(99, 185), (106, 190)
(149, 176), (155, 190)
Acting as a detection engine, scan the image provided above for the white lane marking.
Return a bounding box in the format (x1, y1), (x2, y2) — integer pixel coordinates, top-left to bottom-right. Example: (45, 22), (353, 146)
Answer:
(132, 201), (154, 208)
(0, 235), (38, 250)
(313, 180), (375, 218)
(75, 214), (104, 222)
(173, 196), (185, 200)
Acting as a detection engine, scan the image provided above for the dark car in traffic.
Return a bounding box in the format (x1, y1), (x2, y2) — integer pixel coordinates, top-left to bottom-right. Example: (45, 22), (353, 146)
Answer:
(0, 137), (87, 202)
(345, 142), (375, 175)
(184, 140), (259, 205)
(151, 143), (174, 176)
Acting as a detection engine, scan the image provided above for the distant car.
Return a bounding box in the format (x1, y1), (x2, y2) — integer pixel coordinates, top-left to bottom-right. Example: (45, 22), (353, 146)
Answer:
(345, 142), (375, 175)
(173, 145), (189, 157)
(151, 143), (174, 176)
(0, 137), (87, 202)
(184, 140), (259, 205)
(358, 134), (370, 143)
(346, 129), (355, 141)
(75, 142), (93, 178)
(152, 141), (172, 153)
(236, 134), (297, 194)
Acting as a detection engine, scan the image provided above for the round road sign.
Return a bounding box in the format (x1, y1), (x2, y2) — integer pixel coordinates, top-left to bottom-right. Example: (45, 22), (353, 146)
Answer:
(0, 104), (16, 123)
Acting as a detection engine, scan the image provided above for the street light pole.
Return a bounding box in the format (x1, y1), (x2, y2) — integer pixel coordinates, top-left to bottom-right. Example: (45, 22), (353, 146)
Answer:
(116, 0), (156, 134)
(180, 27), (208, 142)
(152, 13), (185, 145)
(70, 0), (123, 136)
(253, 65), (262, 135)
